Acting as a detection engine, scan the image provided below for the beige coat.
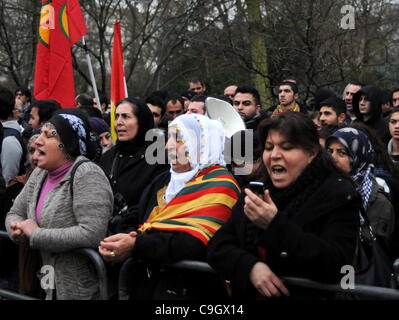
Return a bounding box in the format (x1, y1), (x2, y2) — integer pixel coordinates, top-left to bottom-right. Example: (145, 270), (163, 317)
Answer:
(6, 156), (113, 300)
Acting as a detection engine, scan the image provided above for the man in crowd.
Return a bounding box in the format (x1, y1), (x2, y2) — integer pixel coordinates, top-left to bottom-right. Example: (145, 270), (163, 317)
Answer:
(270, 81), (305, 118)
(75, 93), (94, 108)
(14, 87), (31, 125)
(233, 85), (263, 131)
(165, 95), (185, 120)
(319, 96), (347, 127)
(188, 78), (207, 95)
(187, 95), (207, 115)
(381, 89), (393, 118)
(392, 88), (399, 108)
(224, 85), (237, 104)
(352, 85), (391, 145)
(146, 95), (166, 127)
(342, 82), (363, 123)
(0, 87), (26, 184)
(28, 100), (61, 131)
(387, 107), (399, 163)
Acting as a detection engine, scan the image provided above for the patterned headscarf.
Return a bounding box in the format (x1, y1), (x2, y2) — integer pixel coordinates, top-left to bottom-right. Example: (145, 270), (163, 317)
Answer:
(47, 113), (89, 158)
(165, 114), (226, 203)
(326, 127), (375, 211)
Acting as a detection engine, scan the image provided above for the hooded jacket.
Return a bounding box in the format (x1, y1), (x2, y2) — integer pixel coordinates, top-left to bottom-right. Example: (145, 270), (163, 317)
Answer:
(352, 85), (390, 145)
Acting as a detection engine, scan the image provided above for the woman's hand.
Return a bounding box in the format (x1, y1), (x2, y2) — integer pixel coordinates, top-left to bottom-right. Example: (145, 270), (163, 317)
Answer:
(250, 262), (290, 298)
(244, 189), (278, 230)
(99, 232), (137, 263)
(10, 221), (26, 242)
(15, 219), (39, 238)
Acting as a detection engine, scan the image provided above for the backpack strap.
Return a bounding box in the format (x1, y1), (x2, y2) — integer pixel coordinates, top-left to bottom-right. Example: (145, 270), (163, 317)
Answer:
(69, 160), (91, 197)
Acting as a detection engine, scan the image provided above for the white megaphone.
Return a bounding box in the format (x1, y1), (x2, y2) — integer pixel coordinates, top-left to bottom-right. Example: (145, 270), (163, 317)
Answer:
(205, 97), (246, 138)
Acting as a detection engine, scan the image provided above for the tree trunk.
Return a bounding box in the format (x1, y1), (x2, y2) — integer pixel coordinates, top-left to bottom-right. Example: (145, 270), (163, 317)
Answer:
(245, 0), (272, 108)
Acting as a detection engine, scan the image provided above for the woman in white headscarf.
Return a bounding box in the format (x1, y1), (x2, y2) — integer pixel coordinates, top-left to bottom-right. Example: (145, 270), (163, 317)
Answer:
(99, 114), (240, 299)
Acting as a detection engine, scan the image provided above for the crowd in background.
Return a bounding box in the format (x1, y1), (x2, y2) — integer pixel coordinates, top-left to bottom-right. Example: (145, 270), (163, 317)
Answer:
(0, 77), (399, 300)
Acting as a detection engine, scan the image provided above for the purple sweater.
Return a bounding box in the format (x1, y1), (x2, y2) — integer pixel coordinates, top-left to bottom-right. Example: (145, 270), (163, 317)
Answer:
(36, 162), (74, 223)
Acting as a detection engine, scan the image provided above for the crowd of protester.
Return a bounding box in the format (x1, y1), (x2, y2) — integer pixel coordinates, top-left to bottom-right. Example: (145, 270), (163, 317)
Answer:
(0, 77), (399, 300)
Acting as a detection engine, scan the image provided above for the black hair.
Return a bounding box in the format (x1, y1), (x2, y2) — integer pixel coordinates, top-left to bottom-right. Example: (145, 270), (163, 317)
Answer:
(14, 86), (31, 102)
(76, 93), (94, 107)
(145, 95), (166, 117)
(392, 88), (399, 96)
(319, 97), (347, 116)
(389, 107), (399, 119)
(279, 81), (299, 94)
(79, 105), (103, 119)
(165, 95), (185, 108)
(30, 100), (61, 124)
(319, 124), (339, 141)
(235, 85), (261, 106)
(0, 86), (16, 120)
(381, 89), (393, 105)
(188, 78), (204, 86)
(191, 94), (207, 103)
(255, 112), (346, 180)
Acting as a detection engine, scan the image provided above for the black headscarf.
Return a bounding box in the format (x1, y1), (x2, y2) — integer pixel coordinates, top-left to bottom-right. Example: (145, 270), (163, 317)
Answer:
(47, 109), (97, 160)
(114, 98), (155, 155)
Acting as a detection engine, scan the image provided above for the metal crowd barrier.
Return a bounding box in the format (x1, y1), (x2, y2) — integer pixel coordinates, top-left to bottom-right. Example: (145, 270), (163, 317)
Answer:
(3, 227), (399, 300)
(0, 230), (109, 300)
(118, 258), (399, 300)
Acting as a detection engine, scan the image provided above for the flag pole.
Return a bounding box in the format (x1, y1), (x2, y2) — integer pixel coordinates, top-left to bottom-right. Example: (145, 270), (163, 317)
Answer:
(82, 36), (102, 112)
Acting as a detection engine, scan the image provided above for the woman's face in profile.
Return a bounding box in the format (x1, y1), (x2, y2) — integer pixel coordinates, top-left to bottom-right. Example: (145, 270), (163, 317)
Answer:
(34, 125), (68, 171)
(263, 130), (316, 189)
(115, 102), (139, 142)
(166, 128), (191, 173)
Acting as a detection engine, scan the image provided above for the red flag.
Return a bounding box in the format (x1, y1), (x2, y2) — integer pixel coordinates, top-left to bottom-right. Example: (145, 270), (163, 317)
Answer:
(34, 0), (87, 108)
(110, 21), (128, 142)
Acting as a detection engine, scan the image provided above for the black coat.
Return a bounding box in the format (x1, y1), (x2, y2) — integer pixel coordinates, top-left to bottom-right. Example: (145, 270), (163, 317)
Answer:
(207, 172), (361, 299)
(123, 171), (227, 300)
(99, 142), (169, 209)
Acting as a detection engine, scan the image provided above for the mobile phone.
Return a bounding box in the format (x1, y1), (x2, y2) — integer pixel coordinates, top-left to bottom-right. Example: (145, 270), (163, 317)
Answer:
(249, 181), (265, 198)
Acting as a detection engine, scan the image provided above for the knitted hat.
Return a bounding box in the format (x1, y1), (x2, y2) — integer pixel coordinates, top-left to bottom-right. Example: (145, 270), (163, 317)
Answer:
(89, 117), (110, 136)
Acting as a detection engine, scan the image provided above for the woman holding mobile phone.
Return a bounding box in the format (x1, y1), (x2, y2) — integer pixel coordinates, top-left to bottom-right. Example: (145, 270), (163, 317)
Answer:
(207, 112), (362, 299)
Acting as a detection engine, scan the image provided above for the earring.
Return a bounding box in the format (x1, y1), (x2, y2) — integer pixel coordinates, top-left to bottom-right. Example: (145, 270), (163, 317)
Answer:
(58, 143), (64, 150)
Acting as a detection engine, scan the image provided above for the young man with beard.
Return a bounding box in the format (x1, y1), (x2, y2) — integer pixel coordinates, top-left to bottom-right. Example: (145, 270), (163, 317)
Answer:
(319, 96), (347, 128)
(233, 85), (263, 131)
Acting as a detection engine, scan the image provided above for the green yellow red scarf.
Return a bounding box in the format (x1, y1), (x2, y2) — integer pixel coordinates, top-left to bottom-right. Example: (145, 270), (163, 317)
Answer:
(271, 103), (300, 119)
(139, 165), (240, 245)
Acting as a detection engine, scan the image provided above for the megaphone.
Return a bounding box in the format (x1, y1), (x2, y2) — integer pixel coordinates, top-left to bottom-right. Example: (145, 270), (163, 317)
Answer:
(206, 97), (246, 138)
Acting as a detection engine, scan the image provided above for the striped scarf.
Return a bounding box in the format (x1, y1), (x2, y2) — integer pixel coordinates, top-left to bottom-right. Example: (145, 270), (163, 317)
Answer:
(139, 165), (240, 245)
(271, 103), (300, 119)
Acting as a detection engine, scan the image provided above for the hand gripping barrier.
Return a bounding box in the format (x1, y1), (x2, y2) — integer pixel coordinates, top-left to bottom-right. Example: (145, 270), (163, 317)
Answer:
(0, 230), (109, 300)
(118, 257), (399, 300)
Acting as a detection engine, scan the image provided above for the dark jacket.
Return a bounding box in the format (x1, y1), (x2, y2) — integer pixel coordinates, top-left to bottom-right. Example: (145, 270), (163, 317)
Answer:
(99, 100), (169, 211)
(207, 172), (361, 299)
(123, 171), (227, 300)
(99, 142), (168, 210)
(352, 86), (391, 145)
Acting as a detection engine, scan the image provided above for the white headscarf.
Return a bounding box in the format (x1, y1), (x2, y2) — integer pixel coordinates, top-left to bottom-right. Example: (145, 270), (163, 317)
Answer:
(165, 114), (226, 204)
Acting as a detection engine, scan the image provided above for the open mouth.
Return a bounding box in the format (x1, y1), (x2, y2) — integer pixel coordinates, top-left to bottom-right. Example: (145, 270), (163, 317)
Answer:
(271, 165), (287, 175)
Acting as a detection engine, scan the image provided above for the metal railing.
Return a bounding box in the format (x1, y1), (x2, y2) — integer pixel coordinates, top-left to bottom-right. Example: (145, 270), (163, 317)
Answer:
(118, 258), (399, 300)
(0, 230), (109, 300)
(3, 228), (399, 300)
